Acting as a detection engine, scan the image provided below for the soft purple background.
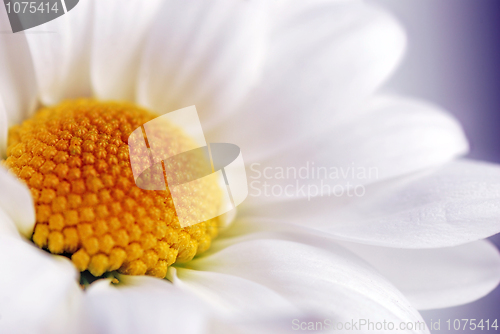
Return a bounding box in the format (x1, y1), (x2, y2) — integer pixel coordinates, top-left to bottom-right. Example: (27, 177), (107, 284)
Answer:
(370, 0), (500, 332)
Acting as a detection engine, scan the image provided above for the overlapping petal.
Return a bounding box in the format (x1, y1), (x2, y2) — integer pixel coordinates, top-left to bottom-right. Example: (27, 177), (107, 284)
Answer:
(0, 235), (82, 334)
(0, 9), (37, 126)
(137, 0), (271, 127)
(169, 267), (300, 320)
(23, 0), (93, 105)
(0, 95), (8, 158)
(91, 0), (163, 101)
(243, 95), (468, 204)
(0, 208), (21, 238)
(80, 276), (209, 334)
(188, 227), (428, 333)
(240, 160), (500, 248)
(0, 166), (35, 237)
(209, 1), (406, 159)
(340, 240), (500, 310)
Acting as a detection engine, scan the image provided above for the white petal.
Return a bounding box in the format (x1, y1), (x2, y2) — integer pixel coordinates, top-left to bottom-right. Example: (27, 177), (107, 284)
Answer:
(91, 0), (163, 101)
(0, 10), (37, 125)
(244, 95), (468, 204)
(24, 0), (93, 105)
(0, 208), (21, 238)
(0, 235), (82, 334)
(136, 0), (271, 128)
(190, 234), (428, 332)
(339, 240), (500, 310)
(0, 166), (35, 237)
(169, 266), (300, 320)
(208, 2), (406, 159)
(0, 94), (8, 158)
(241, 159), (500, 248)
(81, 276), (209, 334)
(219, 208), (238, 232)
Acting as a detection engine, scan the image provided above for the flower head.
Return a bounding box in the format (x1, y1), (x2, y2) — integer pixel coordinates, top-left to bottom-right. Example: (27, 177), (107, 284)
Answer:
(0, 0), (500, 333)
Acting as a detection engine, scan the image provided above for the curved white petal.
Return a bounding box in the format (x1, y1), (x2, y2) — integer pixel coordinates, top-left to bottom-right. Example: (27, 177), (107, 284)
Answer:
(244, 95), (468, 204)
(136, 0), (271, 128)
(91, 0), (163, 101)
(240, 159), (500, 248)
(0, 94), (8, 158)
(0, 166), (35, 237)
(219, 208), (238, 232)
(190, 234), (428, 333)
(339, 240), (500, 310)
(0, 235), (82, 334)
(0, 9), (37, 125)
(169, 266), (300, 320)
(81, 276), (209, 334)
(24, 0), (93, 105)
(0, 208), (21, 238)
(209, 2), (406, 160)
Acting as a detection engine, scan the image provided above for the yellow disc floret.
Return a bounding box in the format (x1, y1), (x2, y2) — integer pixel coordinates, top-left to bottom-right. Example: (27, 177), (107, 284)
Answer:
(4, 99), (221, 278)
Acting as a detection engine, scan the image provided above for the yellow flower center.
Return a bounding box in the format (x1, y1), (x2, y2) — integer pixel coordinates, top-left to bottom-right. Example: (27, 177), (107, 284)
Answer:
(4, 99), (221, 278)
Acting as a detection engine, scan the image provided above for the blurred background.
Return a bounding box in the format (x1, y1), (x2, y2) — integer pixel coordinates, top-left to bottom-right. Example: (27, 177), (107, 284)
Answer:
(369, 0), (500, 332)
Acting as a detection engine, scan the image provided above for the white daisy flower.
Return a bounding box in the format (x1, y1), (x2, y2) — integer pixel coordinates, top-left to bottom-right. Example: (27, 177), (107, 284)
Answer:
(0, 0), (499, 334)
